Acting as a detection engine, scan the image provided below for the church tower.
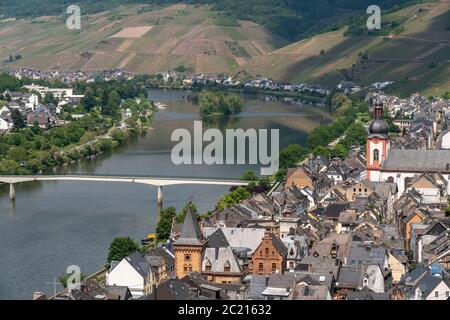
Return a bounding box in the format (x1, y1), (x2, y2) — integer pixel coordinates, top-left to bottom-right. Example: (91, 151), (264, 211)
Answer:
(173, 208), (207, 279)
(366, 100), (390, 181)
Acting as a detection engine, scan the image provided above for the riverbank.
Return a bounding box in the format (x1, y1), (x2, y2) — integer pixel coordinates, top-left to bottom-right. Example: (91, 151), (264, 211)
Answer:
(0, 103), (155, 176)
(150, 84), (329, 105)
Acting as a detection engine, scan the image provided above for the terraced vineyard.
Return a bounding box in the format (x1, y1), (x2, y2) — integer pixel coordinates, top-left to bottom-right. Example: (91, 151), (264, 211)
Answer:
(242, 0), (450, 96)
(0, 4), (283, 74)
(0, 0), (448, 96)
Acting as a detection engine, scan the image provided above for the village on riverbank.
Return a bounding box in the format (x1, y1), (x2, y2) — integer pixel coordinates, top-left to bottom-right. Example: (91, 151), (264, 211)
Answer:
(8, 69), (447, 301)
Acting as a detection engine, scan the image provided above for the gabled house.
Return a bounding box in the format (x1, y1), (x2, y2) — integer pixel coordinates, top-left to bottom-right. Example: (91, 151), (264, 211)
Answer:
(292, 272), (333, 300)
(202, 246), (245, 284)
(145, 247), (175, 285)
(402, 208), (427, 250)
(401, 264), (450, 300)
(106, 252), (155, 298)
(335, 264), (386, 296)
(282, 234), (309, 270)
(250, 232), (288, 276)
(406, 173), (448, 206)
(386, 249), (408, 283)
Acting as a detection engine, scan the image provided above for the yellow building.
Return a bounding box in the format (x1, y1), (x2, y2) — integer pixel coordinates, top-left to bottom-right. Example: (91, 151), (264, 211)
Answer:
(173, 208), (207, 279)
(387, 250), (408, 283)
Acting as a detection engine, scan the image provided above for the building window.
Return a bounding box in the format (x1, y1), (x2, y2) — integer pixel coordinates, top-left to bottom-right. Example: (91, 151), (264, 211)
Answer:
(364, 188), (367, 192)
(435, 291), (439, 298)
(373, 149), (379, 161)
(272, 263), (277, 272)
(188, 265), (192, 272)
(265, 248), (269, 255)
(289, 261), (294, 269)
(183, 265), (188, 272)
(258, 263), (264, 271)
(446, 291), (449, 298)
(224, 266), (231, 272)
(359, 188), (362, 192)
(184, 254), (191, 261)
(205, 265), (211, 271)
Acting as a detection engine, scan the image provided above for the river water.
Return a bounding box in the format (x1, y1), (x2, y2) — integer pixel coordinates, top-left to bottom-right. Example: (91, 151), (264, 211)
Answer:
(0, 90), (331, 299)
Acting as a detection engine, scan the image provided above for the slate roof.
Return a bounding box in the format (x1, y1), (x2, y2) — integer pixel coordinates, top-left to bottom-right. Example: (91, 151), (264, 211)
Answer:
(104, 286), (132, 300)
(400, 263), (429, 285)
(203, 227), (265, 254)
(347, 245), (387, 267)
(247, 275), (268, 300)
(381, 149), (450, 172)
(207, 228), (230, 248)
(174, 207), (207, 246)
(143, 278), (196, 300)
(410, 274), (448, 298)
(203, 247), (242, 273)
(321, 203), (349, 218)
(271, 233), (288, 256)
(122, 252), (150, 278)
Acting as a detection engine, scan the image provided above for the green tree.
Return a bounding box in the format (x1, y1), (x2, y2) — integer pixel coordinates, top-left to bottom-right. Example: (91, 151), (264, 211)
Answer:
(11, 109), (26, 129)
(217, 186), (252, 211)
(107, 236), (139, 264)
(176, 202), (198, 223)
(156, 207), (177, 242)
(43, 92), (56, 105)
(58, 272), (86, 288)
(81, 87), (96, 111)
(241, 170), (259, 182)
(279, 144), (309, 169)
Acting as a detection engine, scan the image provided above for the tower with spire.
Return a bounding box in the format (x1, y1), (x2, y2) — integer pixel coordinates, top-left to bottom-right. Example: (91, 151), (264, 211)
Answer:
(173, 207), (207, 279)
(366, 99), (390, 181)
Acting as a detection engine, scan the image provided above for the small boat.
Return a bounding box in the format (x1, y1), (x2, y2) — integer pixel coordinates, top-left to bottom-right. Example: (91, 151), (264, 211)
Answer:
(141, 233), (157, 245)
(155, 102), (167, 110)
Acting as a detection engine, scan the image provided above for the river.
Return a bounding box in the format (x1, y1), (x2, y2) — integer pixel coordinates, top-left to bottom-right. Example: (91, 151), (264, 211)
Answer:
(0, 89), (332, 299)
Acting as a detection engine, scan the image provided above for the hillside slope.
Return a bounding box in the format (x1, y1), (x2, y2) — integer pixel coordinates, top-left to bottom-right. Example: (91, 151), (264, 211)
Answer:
(0, 4), (283, 74)
(0, 0), (415, 42)
(242, 0), (450, 97)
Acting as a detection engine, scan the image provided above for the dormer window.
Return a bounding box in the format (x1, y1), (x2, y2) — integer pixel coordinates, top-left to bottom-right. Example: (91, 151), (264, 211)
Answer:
(330, 244), (338, 258)
(224, 261), (231, 273)
(415, 288), (421, 300)
(205, 260), (212, 271)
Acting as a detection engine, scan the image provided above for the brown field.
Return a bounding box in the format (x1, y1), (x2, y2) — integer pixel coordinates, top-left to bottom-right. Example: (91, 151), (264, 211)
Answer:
(110, 26), (153, 38)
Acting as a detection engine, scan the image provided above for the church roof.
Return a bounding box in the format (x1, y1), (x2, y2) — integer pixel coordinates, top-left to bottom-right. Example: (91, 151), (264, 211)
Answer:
(381, 149), (450, 173)
(174, 208), (206, 246)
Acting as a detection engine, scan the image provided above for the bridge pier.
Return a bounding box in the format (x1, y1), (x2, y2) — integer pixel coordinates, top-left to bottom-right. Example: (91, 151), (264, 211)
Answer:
(9, 183), (16, 201)
(157, 185), (163, 213)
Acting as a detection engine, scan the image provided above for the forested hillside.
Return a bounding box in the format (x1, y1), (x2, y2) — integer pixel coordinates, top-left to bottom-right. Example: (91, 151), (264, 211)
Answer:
(0, 0), (416, 41)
